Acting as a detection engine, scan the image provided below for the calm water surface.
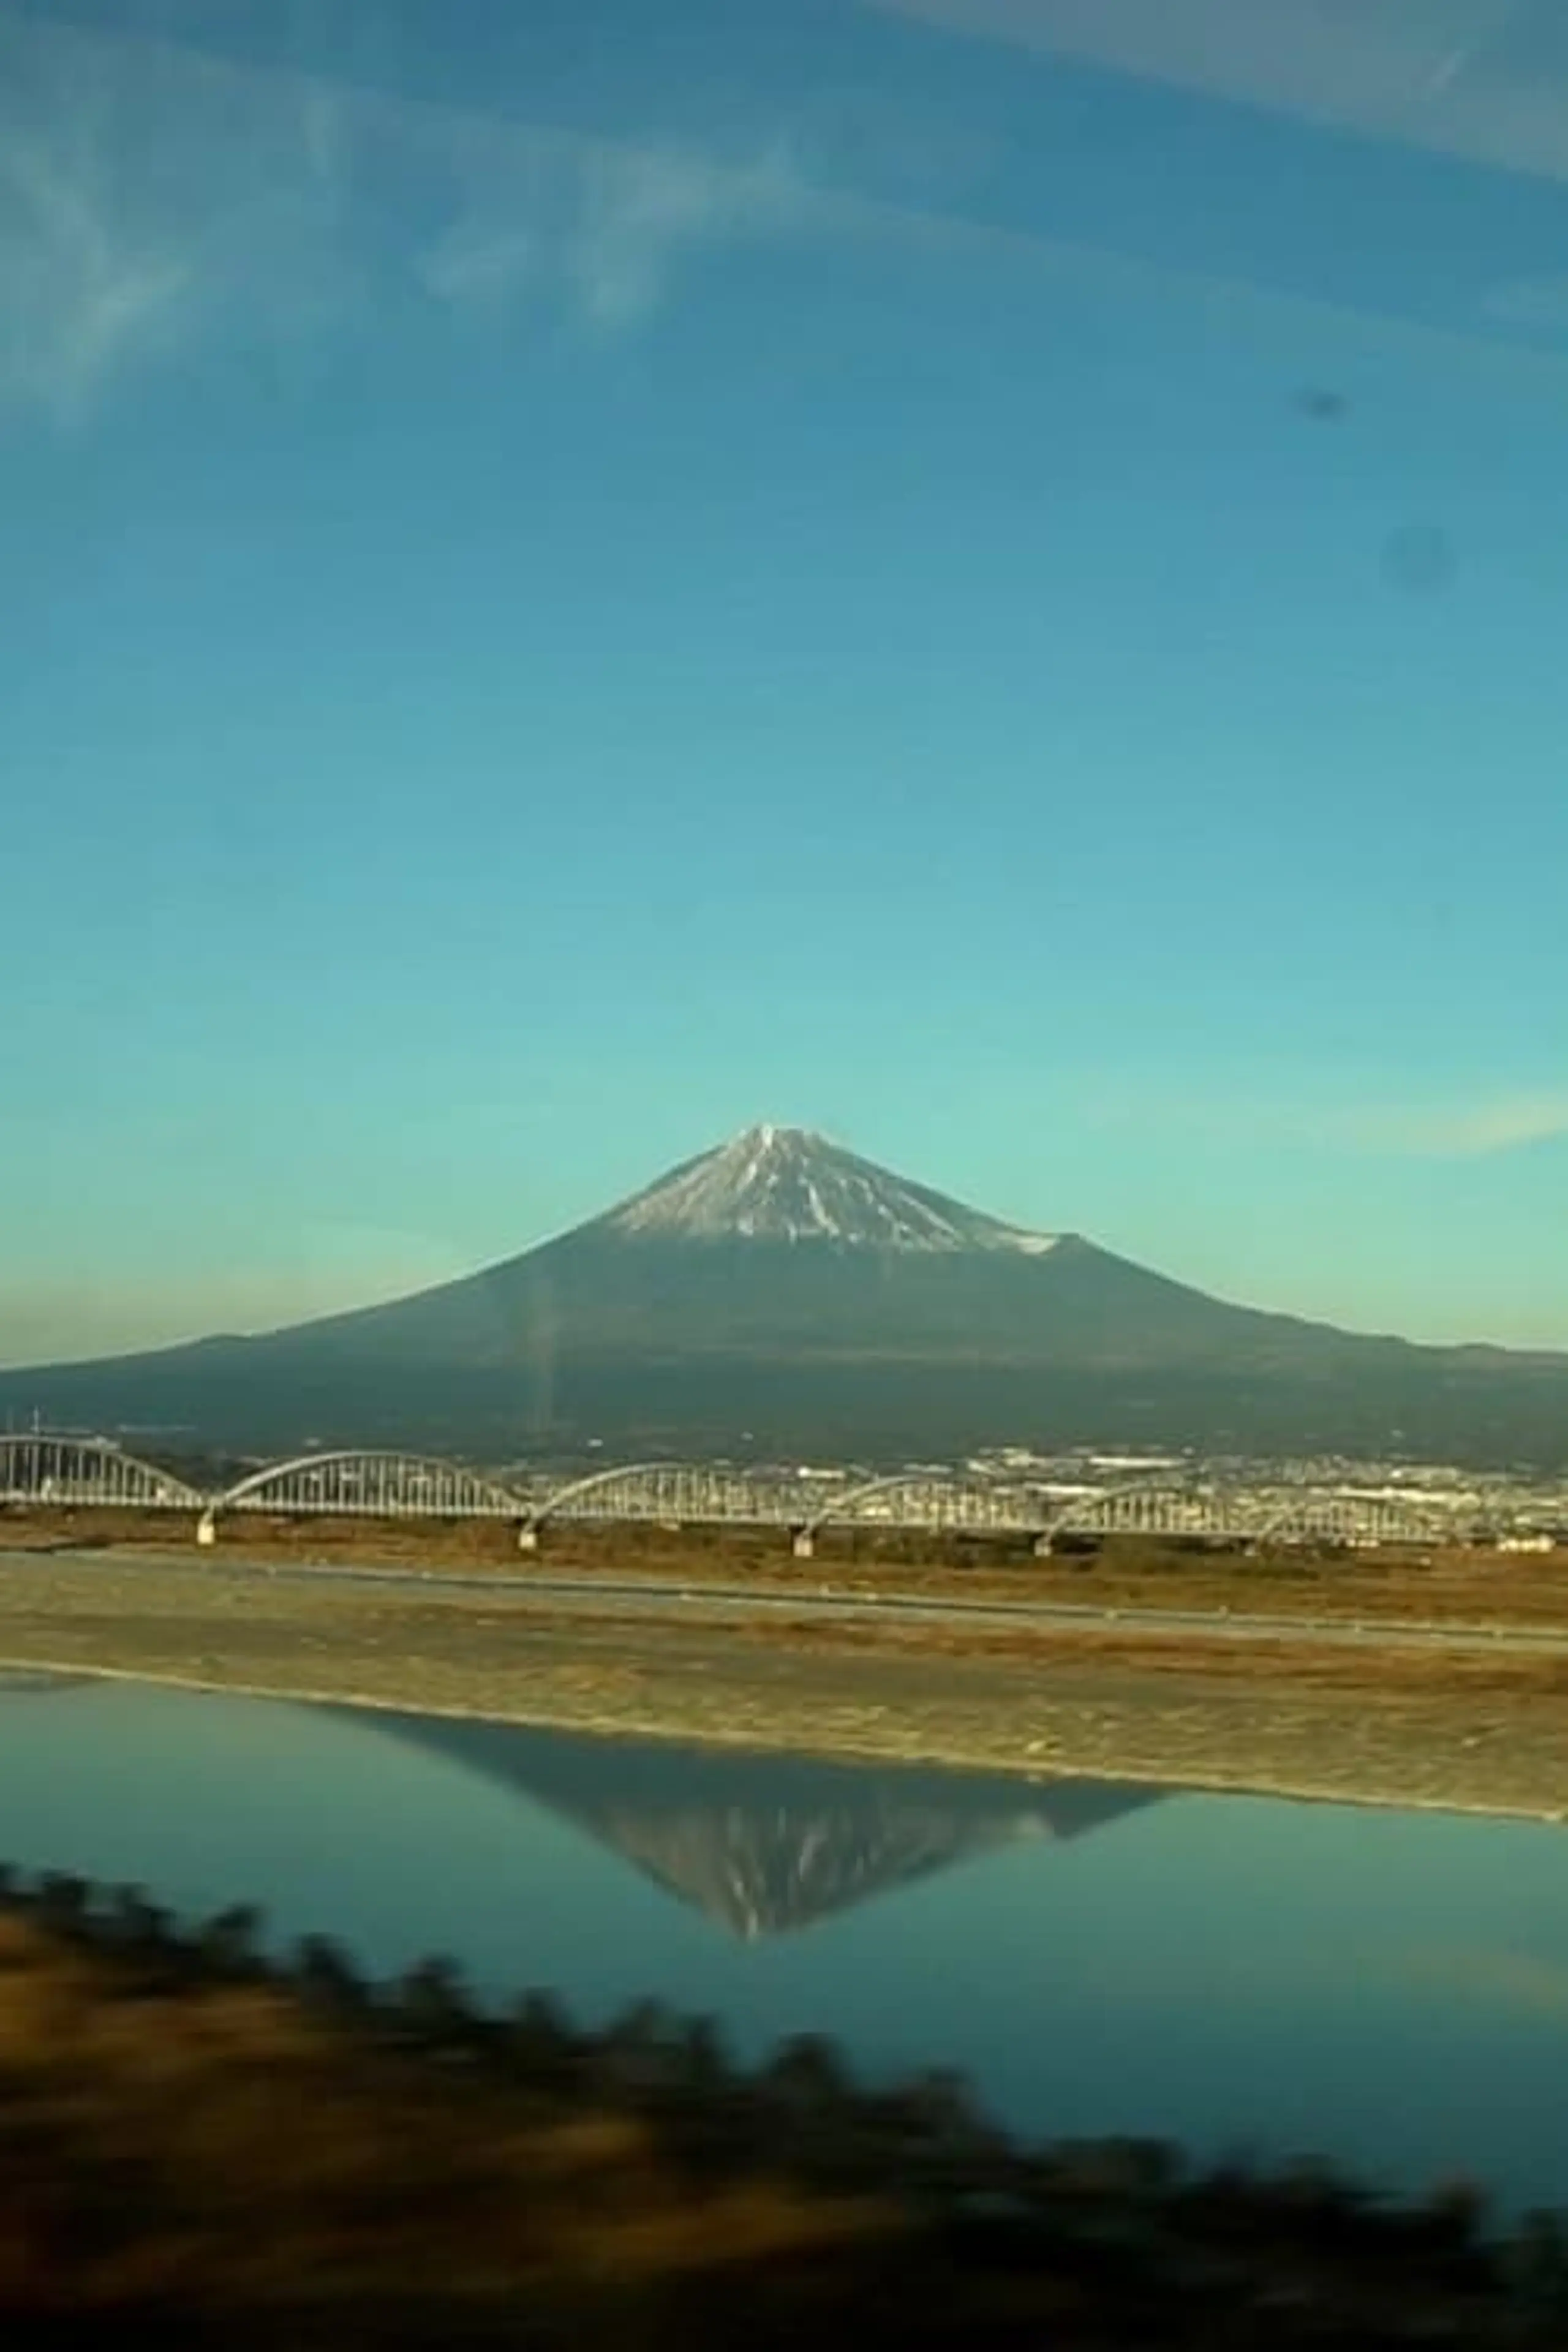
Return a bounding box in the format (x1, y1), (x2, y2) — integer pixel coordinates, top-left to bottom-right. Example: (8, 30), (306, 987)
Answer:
(4, 1672), (1567, 2206)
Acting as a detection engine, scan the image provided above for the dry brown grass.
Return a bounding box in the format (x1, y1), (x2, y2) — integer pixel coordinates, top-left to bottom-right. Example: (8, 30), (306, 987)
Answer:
(647, 1608), (1568, 1694)
(0, 1911), (889, 2340)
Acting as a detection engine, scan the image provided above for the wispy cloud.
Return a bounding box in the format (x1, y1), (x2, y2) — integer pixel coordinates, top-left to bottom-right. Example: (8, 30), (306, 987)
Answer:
(1082, 1082), (1568, 1160)
(416, 129), (820, 331)
(0, 14), (356, 420)
(571, 141), (818, 328)
(0, 69), (192, 417)
(1345, 1092), (1568, 1159)
(0, 13), (832, 422)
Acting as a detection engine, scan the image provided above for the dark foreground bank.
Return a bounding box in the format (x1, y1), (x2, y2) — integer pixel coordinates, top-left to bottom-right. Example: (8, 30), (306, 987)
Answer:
(2, 1866), (1568, 2348)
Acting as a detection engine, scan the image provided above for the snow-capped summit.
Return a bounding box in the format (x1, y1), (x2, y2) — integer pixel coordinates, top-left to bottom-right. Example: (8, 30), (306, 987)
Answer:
(595, 1123), (1063, 1254)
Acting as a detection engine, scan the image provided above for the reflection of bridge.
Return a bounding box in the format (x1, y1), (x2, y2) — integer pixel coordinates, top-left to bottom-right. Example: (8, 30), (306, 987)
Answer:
(0, 1431), (1490, 1553)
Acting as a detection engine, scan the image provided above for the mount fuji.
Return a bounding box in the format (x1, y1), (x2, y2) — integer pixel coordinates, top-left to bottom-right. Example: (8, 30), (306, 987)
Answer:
(6, 1125), (1568, 1464)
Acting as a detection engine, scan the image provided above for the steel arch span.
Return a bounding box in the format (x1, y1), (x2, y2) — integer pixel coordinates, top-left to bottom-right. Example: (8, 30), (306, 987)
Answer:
(1254, 1492), (1464, 1548)
(799, 1472), (1050, 1547)
(201, 1450), (525, 1538)
(0, 1433), (204, 1511)
(1044, 1483), (1466, 1548)
(1045, 1483), (1255, 1544)
(524, 1461), (802, 1537)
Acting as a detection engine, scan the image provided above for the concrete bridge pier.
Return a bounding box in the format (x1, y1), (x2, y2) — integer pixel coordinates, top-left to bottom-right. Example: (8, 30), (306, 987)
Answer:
(791, 1528), (815, 1561)
(516, 1523), (539, 1553)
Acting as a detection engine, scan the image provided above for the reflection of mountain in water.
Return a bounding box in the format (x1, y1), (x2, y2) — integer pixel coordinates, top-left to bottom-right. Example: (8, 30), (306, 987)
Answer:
(356, 1714), (1167, 1940)
(0, 1670), (96, 1696)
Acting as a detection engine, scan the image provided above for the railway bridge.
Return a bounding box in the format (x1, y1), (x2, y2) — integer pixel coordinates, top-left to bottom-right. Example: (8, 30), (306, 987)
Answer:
(0, 1433), (1485, 1554)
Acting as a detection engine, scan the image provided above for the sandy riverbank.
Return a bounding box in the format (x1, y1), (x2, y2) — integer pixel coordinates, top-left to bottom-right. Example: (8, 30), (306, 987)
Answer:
(4, 1548), (1567, 1819)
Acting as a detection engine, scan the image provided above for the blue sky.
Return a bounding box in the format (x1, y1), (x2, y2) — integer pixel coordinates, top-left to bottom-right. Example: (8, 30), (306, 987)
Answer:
(4, 0), (1568, 1362)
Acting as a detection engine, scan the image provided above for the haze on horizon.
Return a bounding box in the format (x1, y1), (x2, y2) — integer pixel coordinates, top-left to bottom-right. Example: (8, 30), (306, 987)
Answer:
(4, 0), (1567, 1368)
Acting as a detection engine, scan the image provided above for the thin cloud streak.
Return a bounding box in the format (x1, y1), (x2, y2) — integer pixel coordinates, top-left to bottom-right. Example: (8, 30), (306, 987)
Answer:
(861, 0), (1567, 184)
(1349, 1093), (1568, 1158)
(1082, 1086), (1568, 1160)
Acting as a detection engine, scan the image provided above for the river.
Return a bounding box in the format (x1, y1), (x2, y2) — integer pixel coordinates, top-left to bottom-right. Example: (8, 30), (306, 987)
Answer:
(2, 1669), (1566, 2207)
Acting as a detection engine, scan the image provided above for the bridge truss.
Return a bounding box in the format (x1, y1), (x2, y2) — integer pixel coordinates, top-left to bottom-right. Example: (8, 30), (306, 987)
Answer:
(196, 1451), (526, 1542)
(0, 1433), (205, 1512)
(797, 1474), (1050, 1551)
(1047, 1483), (1467, 1550)
(517, 1461), (812, 1546)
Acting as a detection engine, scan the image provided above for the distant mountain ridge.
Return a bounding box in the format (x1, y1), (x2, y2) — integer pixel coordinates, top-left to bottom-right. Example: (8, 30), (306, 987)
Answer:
(5, 1125), (1568, 1466)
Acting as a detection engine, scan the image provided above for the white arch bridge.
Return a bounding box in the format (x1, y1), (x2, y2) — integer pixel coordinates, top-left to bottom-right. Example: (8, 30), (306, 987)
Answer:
(0, 1433), (206, 1512)
(0, 1434), (1490, 1554)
